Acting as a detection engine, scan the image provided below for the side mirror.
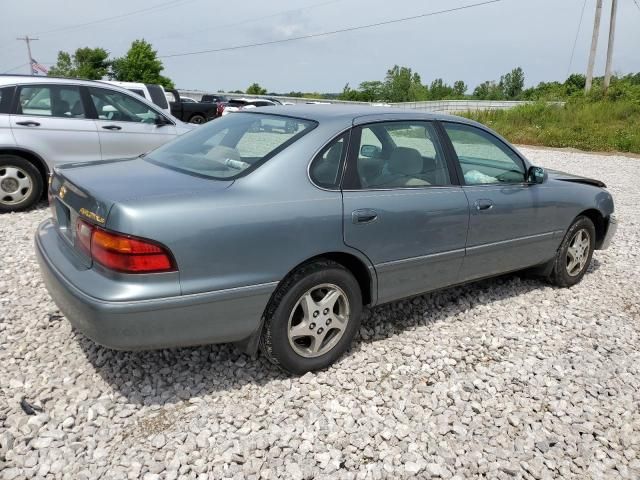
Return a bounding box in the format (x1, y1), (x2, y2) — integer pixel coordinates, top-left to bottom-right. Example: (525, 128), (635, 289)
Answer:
(360, 144), (382, 158)
(527, 166), (546, 184)
(155, 116), (170, 127)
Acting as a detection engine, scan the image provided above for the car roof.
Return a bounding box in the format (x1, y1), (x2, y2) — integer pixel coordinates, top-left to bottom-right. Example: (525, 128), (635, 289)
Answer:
(250, 104), (478, 126)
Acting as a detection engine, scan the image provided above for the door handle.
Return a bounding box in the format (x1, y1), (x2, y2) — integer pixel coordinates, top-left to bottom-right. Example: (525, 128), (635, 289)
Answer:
(474, 199), (494, 211)
(102, 125), (122, 131)
(16, 121), (40, 127)
(352, 209), (378, 224)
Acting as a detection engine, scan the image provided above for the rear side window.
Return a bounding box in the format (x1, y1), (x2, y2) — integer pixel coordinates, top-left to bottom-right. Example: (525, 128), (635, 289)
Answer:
(348, 122), (451, 189)
(146, 84), (169, 109)
(0, 86), (15, 114)
(146, 113), (317, 180)
(310, 134), (347, 189)
(16, 85), (86, 118)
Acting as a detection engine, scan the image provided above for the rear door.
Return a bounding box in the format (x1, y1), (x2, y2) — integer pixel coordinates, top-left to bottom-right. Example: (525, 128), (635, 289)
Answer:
(441, 122), (559, 281)
(342, 121), (469, 304)
(9, 84), (101, 166)
(87, 86), (177, 159)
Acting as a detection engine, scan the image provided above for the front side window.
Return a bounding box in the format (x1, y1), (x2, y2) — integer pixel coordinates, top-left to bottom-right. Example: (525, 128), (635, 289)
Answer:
(310, 134), (347, 189)
(146, 113), (316, 180)
(443, 123), (525, 185)
(16, 85), (85, 118)
(351, 122), (451, 189)
(89, 87), (162, 124)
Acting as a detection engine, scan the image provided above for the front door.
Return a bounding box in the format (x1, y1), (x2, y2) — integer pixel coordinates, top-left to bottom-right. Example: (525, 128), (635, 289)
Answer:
(87, 86), (177, 159)
(9, 84), (101, 166)
(441, 122), (559, 281)
(342, 121), (469, 304)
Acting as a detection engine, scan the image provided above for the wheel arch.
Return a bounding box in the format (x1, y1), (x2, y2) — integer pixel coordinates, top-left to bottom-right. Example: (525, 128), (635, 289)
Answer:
(235, 250), (376, 357)
(0, 147), (50, 197)
(577, 208), (606, 248)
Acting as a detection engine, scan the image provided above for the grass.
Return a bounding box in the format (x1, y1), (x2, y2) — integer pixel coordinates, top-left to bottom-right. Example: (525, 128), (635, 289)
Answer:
(461, 100), (640, 154)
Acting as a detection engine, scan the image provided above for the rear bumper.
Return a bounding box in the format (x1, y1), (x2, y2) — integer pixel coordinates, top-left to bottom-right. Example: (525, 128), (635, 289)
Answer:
(35, 219), (276, 350)
(599, 214), (618, 250)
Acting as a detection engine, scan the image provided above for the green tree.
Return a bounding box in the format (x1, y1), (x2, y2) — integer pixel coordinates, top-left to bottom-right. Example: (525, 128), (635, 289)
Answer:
(453, 80), (467, 97)
(110, 39), (174, 89)
(246, 83), (267, 95)
(358, 80), (385, 101)
(48, 47), (110, 80)
(473, 81), (504, 100)
(429, 78), (454, 100)
(500, 67), (525, 99)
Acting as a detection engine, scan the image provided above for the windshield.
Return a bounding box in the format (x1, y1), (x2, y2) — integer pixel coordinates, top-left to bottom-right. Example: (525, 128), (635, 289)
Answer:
(146, 113), (317, 180)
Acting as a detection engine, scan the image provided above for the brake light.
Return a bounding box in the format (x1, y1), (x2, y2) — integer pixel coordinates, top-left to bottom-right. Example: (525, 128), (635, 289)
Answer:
(75, 219), (176, 273)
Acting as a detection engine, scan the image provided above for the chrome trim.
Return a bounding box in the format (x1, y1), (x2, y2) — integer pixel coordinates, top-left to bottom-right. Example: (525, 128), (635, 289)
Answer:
(376, 248), (465, 270)
(466, 231), (556, 253)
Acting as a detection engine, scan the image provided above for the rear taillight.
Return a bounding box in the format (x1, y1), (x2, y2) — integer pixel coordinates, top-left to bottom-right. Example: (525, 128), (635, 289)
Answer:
(75, 219), (176, 274)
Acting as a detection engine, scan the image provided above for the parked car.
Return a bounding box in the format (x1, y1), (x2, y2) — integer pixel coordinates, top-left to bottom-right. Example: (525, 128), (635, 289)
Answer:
(201, 94), (228, 104)
(166, 89), (219, 124)
(101, 80), (172, 115)
(36, 106), (616, 374)
(220, 98), (278, 116)
(179, 97), (197, 103)
(0, 75), (193, 212)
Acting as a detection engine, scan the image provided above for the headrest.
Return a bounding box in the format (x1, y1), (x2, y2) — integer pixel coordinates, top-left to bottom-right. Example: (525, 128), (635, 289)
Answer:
(358, 157), (383, 180)
(389, 147), (423, 175)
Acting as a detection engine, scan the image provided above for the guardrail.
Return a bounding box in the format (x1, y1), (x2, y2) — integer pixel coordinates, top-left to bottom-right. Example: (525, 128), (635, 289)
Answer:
(177, 90), (563, 113)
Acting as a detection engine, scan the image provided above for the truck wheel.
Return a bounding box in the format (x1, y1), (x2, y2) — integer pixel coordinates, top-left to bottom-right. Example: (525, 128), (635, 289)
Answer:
(260, 260), (362, 374)
(0, 154), (43, 213)
(189, 114), (206, 124)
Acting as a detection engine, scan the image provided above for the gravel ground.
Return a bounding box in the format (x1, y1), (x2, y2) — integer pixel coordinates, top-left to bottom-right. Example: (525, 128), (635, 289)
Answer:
(1, 146), (639, 480)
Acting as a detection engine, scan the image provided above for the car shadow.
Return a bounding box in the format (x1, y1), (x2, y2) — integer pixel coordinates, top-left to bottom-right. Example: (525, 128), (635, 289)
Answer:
(76, 269), (565, 407)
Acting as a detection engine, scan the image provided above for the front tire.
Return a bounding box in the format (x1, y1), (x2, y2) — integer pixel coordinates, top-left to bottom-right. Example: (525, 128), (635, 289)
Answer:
(0, 155), (43, 213)
(548, 215), (596, 287)
(260, 260), (362, 374)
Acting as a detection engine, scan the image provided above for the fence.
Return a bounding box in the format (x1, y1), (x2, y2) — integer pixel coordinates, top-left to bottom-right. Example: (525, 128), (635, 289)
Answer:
(177, 89), (562, 114)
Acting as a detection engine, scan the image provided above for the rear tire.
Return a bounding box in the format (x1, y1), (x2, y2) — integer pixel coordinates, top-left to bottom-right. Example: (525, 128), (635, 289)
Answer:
(189, 114), (206, 124)
(0, 155), (43, 213)
(260, 260), (362, 374)
(548, 215), (596, 288)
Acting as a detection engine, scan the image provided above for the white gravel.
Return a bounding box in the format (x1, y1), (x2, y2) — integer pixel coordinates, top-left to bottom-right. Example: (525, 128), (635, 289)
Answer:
(1, 146), (639, 479)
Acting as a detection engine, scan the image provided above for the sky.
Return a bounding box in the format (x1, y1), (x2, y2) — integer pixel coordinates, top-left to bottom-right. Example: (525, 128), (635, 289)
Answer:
(1, 0), (639, 94)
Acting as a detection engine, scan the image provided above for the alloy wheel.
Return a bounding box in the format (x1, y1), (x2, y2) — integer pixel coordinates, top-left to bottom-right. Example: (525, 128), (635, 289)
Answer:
(287, 283), (350, 358)
(0, 166), (33, 206)
(566, 228), (591, 276)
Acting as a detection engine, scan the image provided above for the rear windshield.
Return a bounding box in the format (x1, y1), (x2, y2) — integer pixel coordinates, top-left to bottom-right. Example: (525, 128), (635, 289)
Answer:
(146, 113), (317, 180)
(147, 84), (169, 109)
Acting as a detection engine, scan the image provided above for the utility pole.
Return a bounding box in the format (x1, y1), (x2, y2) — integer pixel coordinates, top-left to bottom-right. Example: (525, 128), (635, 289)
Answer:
(603, 0), (618, 92)
(585, 0), (603, 93)
(16, 35), (39, 75)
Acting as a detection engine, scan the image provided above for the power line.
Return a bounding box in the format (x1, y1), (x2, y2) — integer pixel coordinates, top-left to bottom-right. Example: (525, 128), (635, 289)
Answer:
(34, 0), (198, 37)
(633, 0), (640, 12)
(162, 0), (345, 41)
(566, 0), (588, 77)
(1, 62), (29, 74)
(160, 0), (503, 59)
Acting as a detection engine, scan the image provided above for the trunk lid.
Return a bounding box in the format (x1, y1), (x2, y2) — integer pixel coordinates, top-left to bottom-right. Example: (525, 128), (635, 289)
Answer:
(49, 157), (233, 264)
